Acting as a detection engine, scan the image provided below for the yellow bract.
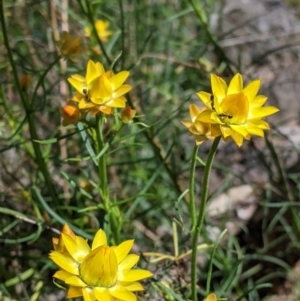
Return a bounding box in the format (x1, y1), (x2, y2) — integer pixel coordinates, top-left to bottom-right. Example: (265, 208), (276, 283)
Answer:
(49, 224), (152, 301)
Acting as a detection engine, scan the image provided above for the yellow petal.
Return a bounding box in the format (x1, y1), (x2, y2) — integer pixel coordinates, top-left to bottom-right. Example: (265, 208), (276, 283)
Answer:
(93, 75), (113, 103)
(61, 224), (76, 238)
(95, 62), (106, 75)
(249, 95), (268, 108)
(210, 74), (227, 99)
(248, 106), (279, 119)
(105, 97), (127, 108)
(250, 119), (270, 130)
(229, 124), (249, 138)
(114, 240), (134, 263)
(196, 91), (212, 109)
(243, 79), (261, 102)
(196, 109), (215, 123)
(109, 285), (137, 301)
(230, 131), (244, 147)
(68, 287), (83, 298)
(118, 254), (140, 270)
(53, 269), (73, 281)
(114, 85), (132, 98)
(220, 125), (233, 138)
(86, 60), (101, 84)
(65, 275), (87, 287)
(68, 74), (86, 93)
(191, 120), (211, 136)
(82, 287), (96, 301)
(227, 73), (243, 95)
(109, 71), (130, 90)
(92, 229), (107, 250)
(93, 288), (112, 301)
(123, 282), (145, 291)
(211, 124), (222, 137)
(78, 98), (95, 110)
(90, 105), (113, 115)
(49, 251), (79, 275)
(118, 269), (153, 281)
(62, 233), (90, 262)
(244, 124), (265, 137)
(189, 104), (201, 121)
(181, 120), (193, 129)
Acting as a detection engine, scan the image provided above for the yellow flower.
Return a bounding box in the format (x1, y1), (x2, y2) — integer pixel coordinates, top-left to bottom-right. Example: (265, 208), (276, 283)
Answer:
(197, 73), (279, 147)
(60, 100), (84, 126)
(85, 20), (113, 42)
(120, 106), (136, 124)
(182, 104), (220, 145)
(68, 60), (132, 114)
(49, 225), (152, 301)
(56, 31), (85, 61)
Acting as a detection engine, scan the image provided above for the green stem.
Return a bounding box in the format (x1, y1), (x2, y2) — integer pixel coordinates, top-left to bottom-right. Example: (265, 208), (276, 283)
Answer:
(96, 115), (109, 207)
(31, 56), (61, 107)
(95, 115), (120, 244)
(118, 0), (125, 69)
(0, 0), (58, 204)
(189, 144), (199, 229)
(191, 136), (220, 301)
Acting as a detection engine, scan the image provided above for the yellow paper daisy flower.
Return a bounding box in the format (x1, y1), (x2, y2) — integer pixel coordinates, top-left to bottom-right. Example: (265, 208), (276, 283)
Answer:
(197, 73), (279, 146)
(85, 20), (113, 42)
(68, 60), (132, 114)
(49, 224), (152, 301)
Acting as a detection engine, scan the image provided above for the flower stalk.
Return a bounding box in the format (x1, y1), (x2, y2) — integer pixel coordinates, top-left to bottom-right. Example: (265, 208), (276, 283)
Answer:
(95, 115), (121, 244)
(189, 144), (200, 229)
(191, 136), (220, 301)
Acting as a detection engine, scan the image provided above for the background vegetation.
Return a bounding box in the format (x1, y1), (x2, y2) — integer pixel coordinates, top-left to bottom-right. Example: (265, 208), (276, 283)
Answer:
(1, 0), (300, 300)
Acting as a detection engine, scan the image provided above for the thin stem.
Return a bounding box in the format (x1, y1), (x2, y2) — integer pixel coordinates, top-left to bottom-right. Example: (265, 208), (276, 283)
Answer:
(191, 136), (220, 301)
(189, 144), (199, 229)
(118, 0), (125, 69)
(172, 221), (179, 258)
(95, 115), (120, 244)
(31, 56), (61, 107)
(0, 0), (58, 204)
(96, 115), (109, 207)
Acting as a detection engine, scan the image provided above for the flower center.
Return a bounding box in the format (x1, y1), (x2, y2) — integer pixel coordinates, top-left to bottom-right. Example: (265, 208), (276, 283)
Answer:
(79, 245), (118, 288)
(216, 92), (249, 125)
